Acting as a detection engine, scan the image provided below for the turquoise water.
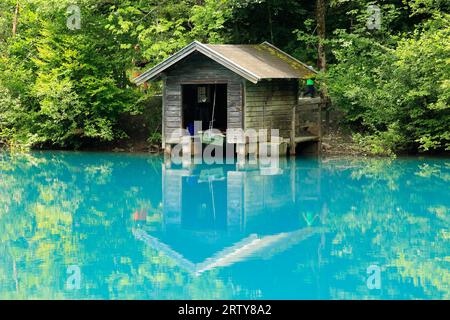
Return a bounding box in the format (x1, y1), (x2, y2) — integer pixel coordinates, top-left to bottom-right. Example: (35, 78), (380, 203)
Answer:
(0, 151), (448, 300)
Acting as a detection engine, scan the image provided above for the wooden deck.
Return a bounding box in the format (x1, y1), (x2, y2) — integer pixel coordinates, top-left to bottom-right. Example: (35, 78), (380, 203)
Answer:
(294, 135), (319, 143)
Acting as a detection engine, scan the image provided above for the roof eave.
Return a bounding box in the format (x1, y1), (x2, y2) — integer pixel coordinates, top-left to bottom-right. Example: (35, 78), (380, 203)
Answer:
(133, 41), (261, 85)
(134, 41), (200, 86)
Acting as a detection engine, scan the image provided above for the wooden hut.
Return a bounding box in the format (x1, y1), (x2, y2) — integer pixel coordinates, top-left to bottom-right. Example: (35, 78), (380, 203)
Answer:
(134, 41), (320, 155)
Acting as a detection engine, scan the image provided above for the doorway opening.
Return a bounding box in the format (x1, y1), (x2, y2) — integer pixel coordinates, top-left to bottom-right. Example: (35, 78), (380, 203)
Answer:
(182, 84), (227, 133)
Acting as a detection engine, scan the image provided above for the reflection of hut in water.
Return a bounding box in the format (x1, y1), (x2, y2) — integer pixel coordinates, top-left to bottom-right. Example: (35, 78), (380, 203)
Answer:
(134, 160), (328, 276)
(162, 159), (325, 234)
(162, 164), (241, 233)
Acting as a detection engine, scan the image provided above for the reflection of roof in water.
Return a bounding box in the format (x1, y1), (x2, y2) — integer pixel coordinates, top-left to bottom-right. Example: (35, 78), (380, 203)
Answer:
(133, 226), (326, 276)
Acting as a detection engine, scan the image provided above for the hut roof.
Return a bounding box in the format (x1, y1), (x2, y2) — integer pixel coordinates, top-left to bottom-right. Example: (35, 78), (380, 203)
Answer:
(134, 41), (317, 85)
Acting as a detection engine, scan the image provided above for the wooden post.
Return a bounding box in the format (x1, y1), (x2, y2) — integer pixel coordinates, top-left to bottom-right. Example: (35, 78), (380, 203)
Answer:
(236, 142), (247, 162)
(164, 143), (172, 155)
(290, 105), (296, 155)
(161, 75), (167, 151)
(181, 135), (192, 159)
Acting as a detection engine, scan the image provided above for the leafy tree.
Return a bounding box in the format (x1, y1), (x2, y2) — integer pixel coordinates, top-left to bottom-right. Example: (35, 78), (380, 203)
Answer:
(327, 12), (449, 154)
(0, 0), (448, 153)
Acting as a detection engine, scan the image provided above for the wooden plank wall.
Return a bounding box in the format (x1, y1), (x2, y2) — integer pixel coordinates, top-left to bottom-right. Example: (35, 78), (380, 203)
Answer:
(245, 79), (298, 139)
(296, 97), (322, 136)
(163, 52), (243, 145)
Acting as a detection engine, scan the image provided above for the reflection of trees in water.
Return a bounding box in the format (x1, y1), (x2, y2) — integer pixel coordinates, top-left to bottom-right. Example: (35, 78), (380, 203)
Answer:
(0, 154), (448, 299)
(319, 158), (449, 299)
(0, 153), (237, 299)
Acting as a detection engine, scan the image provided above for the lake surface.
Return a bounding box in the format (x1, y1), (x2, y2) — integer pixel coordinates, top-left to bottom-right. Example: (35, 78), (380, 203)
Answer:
(0, 152), (448, 300)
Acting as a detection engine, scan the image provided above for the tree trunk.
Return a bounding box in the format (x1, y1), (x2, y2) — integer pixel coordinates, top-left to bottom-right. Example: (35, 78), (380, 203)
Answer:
(12, 1), (19, 37)
(267, 1), (274, 44)
(316, 0), (326, 72)
(316, 0), (328, 136)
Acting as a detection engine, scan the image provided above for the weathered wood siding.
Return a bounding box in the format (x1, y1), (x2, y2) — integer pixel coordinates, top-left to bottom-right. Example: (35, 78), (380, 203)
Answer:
(296, 97), (322, 136)
(245, 79), (298, 139)
(163, 52), (243, 144)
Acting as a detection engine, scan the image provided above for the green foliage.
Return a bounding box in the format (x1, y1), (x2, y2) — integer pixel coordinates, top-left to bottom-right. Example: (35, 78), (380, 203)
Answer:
(0, 0), (235, 149)
(353, 123), (403, 157)
(190, 0), (233, 43)
(0, 85), (37, 152)
(327, 10), (450, 154)
(147, 132), (162, 145)
(0, 0), (448, 154)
